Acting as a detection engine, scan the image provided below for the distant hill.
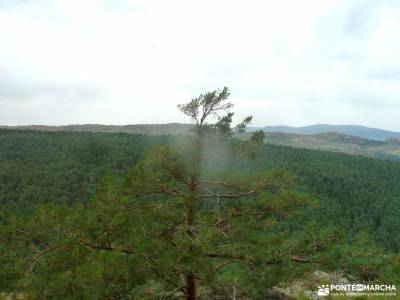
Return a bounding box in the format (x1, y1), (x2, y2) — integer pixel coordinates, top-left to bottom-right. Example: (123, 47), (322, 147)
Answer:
(4, 123), (400, 141)
(252, 124), (400, 141)
(2, 123), (400, 161)
(240, 131), (400, 161)
(0, 123), (193, 135)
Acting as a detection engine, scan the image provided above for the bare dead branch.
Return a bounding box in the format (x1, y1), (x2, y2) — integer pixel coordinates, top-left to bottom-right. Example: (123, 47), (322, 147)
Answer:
(80, 240), (135, 255)
(290, 255), (310, 263)
(200, 189), (256, 199)
(200, 180), (245, 187)
(204, 253), (310, 265)
(140, 185), (185, 198)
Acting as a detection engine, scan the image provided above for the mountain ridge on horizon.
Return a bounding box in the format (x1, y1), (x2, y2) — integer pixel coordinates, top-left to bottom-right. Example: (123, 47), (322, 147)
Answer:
(2, 123), (400, 161)
(2, 123), (400, 141)
(249, 124), (400, 141)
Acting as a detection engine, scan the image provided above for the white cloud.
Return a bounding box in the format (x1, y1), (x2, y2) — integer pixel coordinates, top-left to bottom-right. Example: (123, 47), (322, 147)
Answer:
(0, 0), (399, 130)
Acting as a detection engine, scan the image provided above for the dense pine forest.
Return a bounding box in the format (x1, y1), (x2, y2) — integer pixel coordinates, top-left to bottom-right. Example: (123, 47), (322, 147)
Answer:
(1, 90), (400, 298)
(1, 129), (400, 251)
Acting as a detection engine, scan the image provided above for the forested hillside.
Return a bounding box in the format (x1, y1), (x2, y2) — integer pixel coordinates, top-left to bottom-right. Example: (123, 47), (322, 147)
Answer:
(1, 128), (400, 251)
(0, 129), (168, 211)
(1, 124), (400, 298)
(256, 132), (400, 161)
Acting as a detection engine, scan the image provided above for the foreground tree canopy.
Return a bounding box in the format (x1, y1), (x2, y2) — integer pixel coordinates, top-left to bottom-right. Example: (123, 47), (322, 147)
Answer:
(1, 88), (399, 299)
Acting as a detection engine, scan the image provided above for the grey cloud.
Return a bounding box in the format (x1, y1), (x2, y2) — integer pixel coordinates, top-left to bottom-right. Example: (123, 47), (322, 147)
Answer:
(0, 0), (29, 10)
(342, 0), (400, 38)
(0, 0), (399, 130)
(0, 70), (103, 103)
(343, 2), (375, 38)
(337, 86), (400, 109)
(364, 69), (400, 80)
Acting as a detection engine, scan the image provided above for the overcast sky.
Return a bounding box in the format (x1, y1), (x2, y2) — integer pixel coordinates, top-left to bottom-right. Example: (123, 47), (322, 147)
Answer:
(1, 0), (399, 130)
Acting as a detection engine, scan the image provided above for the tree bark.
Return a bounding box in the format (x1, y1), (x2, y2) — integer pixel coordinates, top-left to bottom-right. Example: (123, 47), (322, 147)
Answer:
(186, 273), (197, 300)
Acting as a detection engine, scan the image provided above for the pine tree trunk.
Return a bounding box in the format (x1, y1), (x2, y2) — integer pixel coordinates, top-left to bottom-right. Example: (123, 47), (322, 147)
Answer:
(184, 131), (202, 300)
(186, 273), (197, 300)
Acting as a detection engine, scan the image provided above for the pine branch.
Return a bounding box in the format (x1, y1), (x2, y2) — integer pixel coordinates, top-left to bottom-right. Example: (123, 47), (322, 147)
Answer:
(204, 253), (310, 265)
(29, 245), (60, 273)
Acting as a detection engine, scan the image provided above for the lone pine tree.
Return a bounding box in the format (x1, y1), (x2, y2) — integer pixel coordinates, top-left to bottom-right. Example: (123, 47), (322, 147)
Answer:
(121, 87), (309, 299)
